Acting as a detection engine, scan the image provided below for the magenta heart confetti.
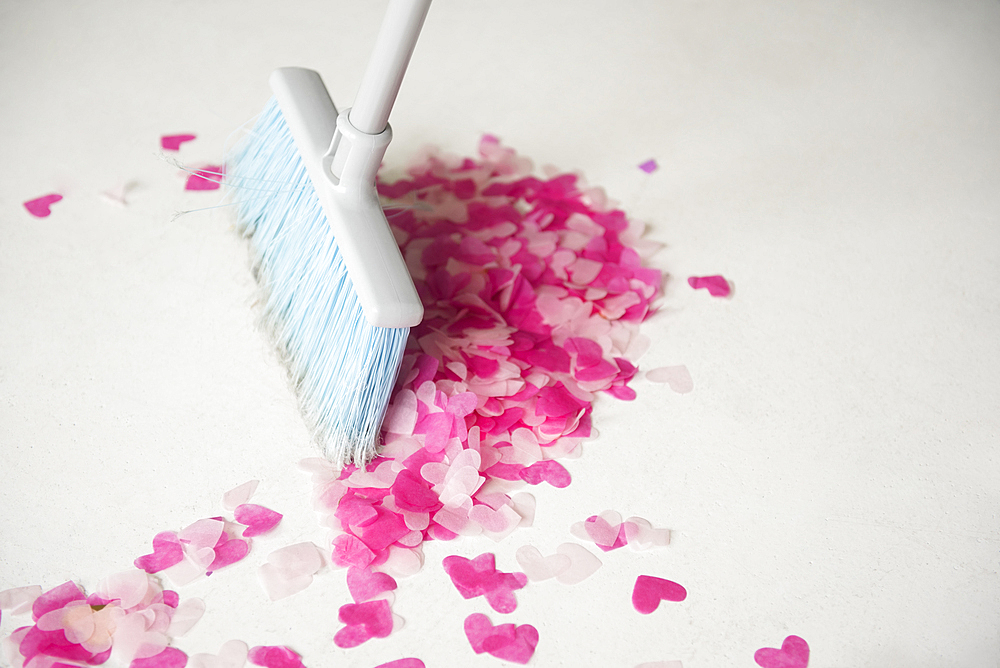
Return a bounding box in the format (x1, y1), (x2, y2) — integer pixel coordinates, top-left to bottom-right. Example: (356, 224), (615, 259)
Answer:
(638, 159), (658, 174)
(334, 599), (395, 648)
(234, 503), (283, 537)
(161, 134), (197, 151)
(373, 660), (425, 668)
(129, 647), (189, 668)
(464, 613), (539, 664)
(185, 165), (225, 190)
(134, 532), (184, 573)
(754, 635), (810, 668)
(346, 566), (398, 603)
(687, 275), (730, 297)
(248, 645), (307, 668)
(632, 575), (687, 614)
(23, 194), (63, 218)
(443, 553), (528, 613)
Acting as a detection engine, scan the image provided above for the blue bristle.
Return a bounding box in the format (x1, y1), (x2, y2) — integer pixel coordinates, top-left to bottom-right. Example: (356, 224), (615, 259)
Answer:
(226, 98), (410, 466)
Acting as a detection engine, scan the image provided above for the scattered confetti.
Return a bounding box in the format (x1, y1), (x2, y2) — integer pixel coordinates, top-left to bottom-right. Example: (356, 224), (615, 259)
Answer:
(161, 134), (197, 151)
(334, 599), (398, 648)
(571, 510), (629, 552)
(0, 585), (42, 616)
(373, 660), (425, 668)
(258, 543), (325, 601)
(185, 165), (225, 190)
(631, 575), (687, 614)
(23, 193), (62, 217)
(754, 636), (810, 668)
(346, 566), (397, 603)
(623, 517), (671, 550)
(248, 645), (307, 668)
(515, 545), (571, 582)
(223, 480), (260, 511)
(553, 543), (602, 585)
(463, 613), (539, 665)
(188, 639), (249, 668)
(638, 159), (658, 174)
(687, 275), (730, 297)
(442, 553), (528, 613)
(234, 503), (283, 537)
(645, 365), (693, 394)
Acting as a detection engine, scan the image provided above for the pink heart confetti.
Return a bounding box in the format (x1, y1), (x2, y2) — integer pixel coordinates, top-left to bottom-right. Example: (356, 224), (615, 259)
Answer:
(554, 543), (602, 585)
(645, 365), (693, 394)
(638, 159), (658, 174)
(373, 660), (425, 668)
(334, 599), (396, 648)
(223, 480), (259, 511)
(188, 640), (249, 668)
(463, 613), (538, 665)
(623, 516), (671, 550)
(258, 542), (325, 601)
(134, 532), (184, 573)
(23, 194), (62, 218)
(754, 636), (810, 668)
(130, 647), (189, 668)
(570, 510), (629, 551)
(346, 566), (397, 603)
(161, 134), (197, 151)
(518, 459), (571, 488)
(442, 553), (527, 613)
(248, 646), (306, 668)
(185, 165), (225, 191)
(687, 275), (730, 297)
(234, 503), (283, 537)
(515, 545), (571, 582)
(632, 575), (687, 614)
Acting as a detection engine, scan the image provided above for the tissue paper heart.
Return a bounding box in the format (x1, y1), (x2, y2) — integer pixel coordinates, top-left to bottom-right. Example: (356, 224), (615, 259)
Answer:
(23, 194), (63, 217)
(134, 532), (185, 573)
(247, 645), (306, 668)
(188, 639), (248, 668)
(632, 575), (687, 614)
(754, 635), (810, 668)
(554, 543), (602, 585)
(131, 647), (189, 668)
(374, 660), (425, 668)
(687, 275), (730, 297)
(645, 365), (693, 394)
(464, 613), (538, 664)
(161, 134), (197, 151)
(443, 553), (527, 613)
(234, 503), (282, 537)
(334, 599), (395, 648)
(515, 545), (571, 581)
(346, 566), (397, 603)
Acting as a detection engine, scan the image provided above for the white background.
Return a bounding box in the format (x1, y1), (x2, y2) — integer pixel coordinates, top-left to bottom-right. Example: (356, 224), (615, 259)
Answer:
(1, 1), (998, 666)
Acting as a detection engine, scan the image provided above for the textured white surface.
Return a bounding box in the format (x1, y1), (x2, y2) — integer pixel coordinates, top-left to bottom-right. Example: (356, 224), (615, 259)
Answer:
(1, 1), (998, 666)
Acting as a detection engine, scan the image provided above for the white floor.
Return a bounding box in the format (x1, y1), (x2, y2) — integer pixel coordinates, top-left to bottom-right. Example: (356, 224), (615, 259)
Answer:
(1, 1), (998, 666)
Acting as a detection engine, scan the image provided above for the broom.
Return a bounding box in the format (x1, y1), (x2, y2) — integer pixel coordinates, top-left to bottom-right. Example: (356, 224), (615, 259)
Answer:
(227, 0), (429, 467)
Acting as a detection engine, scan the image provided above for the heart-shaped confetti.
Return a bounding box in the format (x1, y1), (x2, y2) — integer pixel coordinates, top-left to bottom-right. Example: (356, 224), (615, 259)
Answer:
(373, 660), (425, 668)
(346, 566), (397, 603)
(234, 503), (282, 537)
(334, 599), (396, 648)
(645, 365), (693, 394)
(130, 647), (189, 668)
(134, 532), (184, 574)
(631, 575), (687, 614)
(188, 639), (249, 668)
(23, 194), (62, 218)
(222, 480), (259, 511)
(443, 553), (527, 613)
(258, 543), (325, 601)
(554, 543), (602, 585)
(515, 545), (571, 582)
(161, 134), (197, 151)
(687, 275), (730, 297)
(464, 613), (539, 665)
(248, 645), (307, 668)
(754, 635), (810, 668)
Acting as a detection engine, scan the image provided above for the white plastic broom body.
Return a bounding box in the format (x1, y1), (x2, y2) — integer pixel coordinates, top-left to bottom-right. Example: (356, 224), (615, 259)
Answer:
(227, 0), (429, 466)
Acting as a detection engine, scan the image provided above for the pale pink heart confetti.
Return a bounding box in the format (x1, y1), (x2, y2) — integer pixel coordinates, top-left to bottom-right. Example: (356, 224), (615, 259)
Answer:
(23, 193), (62, 217)
(570, 510), (628, 551)
(95, 570), (150, 609)
(234, 503), (283, 537)
(167, 597), (207, 637)
(0, 585), (41, 615)
(188, 640), (249, 668)
(258, 542), (325, 601)
(632, 575), (687, 614)
(248, 645), (307, 668)
(624, 516), (671, 550)
(646, 365), (693, 394)
(510, 492), (536, 527)
(463, 613), (538, 665)
(161, 134), (197, 151)
(554, 543), (602, 585)
(222, 480), (259, 511)
(687, 274), (730, 297)
(468, 502), (521, 541)
(515, 545), (571, 581)
(346, 566), (398, 603)
(754, 636), (810, 668)
(378, 545), (424, 579)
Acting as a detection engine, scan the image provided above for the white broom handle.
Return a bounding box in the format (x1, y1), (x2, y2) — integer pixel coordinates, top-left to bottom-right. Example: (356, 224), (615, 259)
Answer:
(350, 0), (432, 135)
